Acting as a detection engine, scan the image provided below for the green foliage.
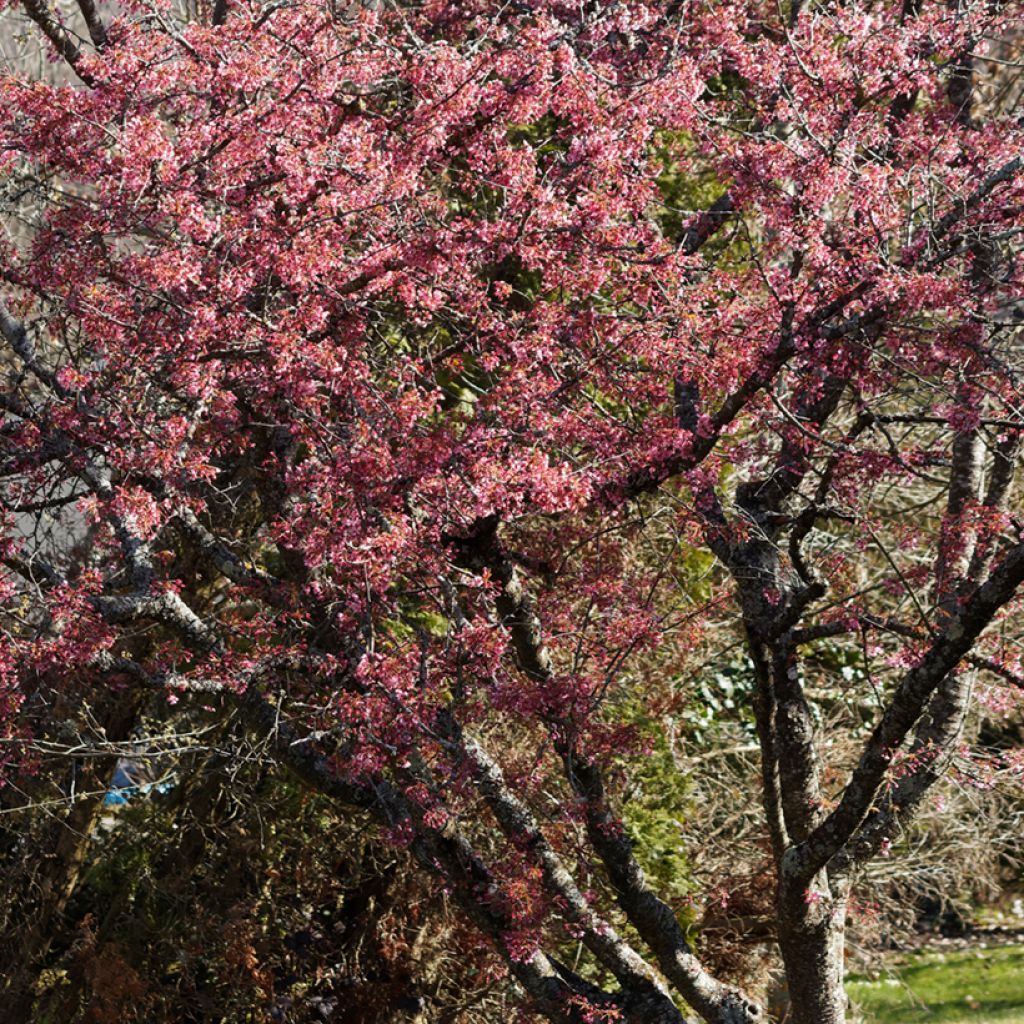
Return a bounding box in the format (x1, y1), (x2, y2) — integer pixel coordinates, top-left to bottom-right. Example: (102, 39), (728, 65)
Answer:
(652, 133), (724, 244)
(506, 113), (572, 159)
(682, 656), (757, 746)
(650, 131), (725, 241)
(623, 768), (694, 909)
(614, 708), (694, 909)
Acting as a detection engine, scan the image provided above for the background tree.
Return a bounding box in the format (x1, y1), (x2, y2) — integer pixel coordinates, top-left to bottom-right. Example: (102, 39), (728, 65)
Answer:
(1, 1), (1023, 1023)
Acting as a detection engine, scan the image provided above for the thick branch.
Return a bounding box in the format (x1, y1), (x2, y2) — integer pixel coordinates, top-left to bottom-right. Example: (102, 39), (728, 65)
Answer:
(833, 669), (972, 871)
(16, 0), (95, 86)
(75, 0), (108, 49)
(678, 192), (736, 256)
(453, 728), (688, 1023)
(457, 526), (764, 1024)
(787, 539), (1024, 880)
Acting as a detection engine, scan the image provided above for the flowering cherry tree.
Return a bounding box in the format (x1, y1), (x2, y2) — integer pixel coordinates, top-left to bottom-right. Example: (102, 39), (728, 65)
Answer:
(1, 0), (1023, 1021)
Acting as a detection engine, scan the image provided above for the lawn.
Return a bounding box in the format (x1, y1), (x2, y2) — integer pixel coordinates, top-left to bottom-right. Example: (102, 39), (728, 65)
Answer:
(848, 945), (1024, 1023)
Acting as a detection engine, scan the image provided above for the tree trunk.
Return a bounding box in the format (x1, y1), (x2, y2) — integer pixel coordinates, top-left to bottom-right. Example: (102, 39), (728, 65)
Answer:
(776, 878), (848, 1024)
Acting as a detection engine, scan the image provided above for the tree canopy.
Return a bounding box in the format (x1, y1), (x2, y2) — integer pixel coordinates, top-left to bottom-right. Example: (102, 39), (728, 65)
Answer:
(0, 1), (1022, 1022)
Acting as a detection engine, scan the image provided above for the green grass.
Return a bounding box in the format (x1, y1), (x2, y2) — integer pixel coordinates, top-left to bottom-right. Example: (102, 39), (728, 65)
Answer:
(848, 945), (1024, 1023)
